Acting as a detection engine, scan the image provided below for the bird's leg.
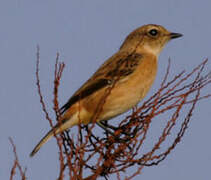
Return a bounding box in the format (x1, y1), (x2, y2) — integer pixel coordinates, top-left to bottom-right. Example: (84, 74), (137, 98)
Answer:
(97, 122), (115, 136)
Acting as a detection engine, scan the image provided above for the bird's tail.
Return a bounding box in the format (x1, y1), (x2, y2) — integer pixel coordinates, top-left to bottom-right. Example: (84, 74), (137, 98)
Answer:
(30, 115), (78, 157)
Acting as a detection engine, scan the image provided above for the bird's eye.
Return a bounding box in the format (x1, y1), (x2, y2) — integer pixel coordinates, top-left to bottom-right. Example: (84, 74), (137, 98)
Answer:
(148, 29), (158, 36)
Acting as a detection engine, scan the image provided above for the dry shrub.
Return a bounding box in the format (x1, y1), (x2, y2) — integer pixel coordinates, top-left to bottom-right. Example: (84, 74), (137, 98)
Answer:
(10, 47), (210, 180)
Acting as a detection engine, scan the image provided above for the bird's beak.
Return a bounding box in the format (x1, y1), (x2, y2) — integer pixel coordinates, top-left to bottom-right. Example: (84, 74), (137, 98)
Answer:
(169, 32), (183, 39)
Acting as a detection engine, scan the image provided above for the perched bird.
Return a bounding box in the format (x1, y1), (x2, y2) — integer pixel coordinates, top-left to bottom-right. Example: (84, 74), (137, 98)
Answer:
(30, 24), (182, 157)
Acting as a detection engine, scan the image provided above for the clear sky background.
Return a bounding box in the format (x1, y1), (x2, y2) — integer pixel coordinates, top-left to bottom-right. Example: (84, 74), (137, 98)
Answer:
(0, 0), (210, 179)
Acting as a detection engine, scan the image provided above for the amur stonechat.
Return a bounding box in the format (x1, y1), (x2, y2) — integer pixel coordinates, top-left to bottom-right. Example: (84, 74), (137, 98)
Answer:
(30, 24), (182, 157)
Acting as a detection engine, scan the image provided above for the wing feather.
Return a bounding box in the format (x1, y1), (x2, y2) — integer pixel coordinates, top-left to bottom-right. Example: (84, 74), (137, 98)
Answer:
(60, 52), (142, 113)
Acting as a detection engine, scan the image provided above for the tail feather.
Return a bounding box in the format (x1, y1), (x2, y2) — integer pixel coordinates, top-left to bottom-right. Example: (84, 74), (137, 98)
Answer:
(30, 106), (88, 157)
(30, 125), (57, 157)
(30, 115), (79, 157)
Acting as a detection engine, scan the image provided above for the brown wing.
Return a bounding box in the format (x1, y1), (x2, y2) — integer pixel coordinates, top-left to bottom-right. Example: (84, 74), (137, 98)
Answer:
(60, 52), (142, 114)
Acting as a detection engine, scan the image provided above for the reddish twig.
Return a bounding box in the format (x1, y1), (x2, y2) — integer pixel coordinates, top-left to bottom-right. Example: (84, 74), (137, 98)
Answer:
(9, 137), (27, 180)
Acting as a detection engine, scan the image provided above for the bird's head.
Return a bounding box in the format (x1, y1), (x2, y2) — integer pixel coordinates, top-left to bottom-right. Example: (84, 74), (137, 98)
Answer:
(120, 24), (183, 57)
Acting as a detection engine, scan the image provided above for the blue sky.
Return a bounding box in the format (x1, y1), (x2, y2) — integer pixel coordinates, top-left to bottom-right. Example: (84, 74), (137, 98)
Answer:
(0, 0), (210, 179)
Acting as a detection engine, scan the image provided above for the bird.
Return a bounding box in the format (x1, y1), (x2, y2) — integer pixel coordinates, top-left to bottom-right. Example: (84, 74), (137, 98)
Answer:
(30, 24), (182, 157)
